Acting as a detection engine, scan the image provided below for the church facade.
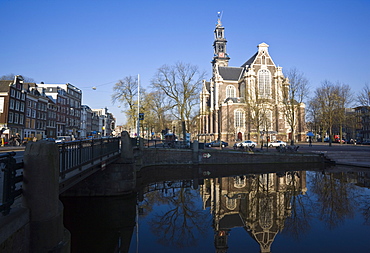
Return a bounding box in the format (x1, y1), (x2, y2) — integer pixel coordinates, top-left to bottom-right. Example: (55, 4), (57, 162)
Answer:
(199, 17), (306, 144)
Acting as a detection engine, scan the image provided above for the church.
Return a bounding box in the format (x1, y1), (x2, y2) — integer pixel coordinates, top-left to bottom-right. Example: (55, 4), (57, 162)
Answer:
(199, 16), (306, 144)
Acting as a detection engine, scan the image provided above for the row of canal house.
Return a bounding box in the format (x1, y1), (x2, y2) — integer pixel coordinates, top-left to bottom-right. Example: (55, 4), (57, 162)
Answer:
(0, 75), (115, 143)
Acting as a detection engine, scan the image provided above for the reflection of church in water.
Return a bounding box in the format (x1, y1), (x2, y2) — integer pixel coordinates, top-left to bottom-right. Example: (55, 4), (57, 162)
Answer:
(200, 171), (306, 253)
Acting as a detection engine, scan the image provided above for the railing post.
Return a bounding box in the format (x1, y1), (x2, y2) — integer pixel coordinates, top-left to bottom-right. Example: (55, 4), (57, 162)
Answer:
(121, 131), (134, 163)
(91, 138), (94, 165)
(1, 152), (17, 215)
(79, 140), (83, 170)
(60, 143), (66, 179)
(23, 140), (70, 252)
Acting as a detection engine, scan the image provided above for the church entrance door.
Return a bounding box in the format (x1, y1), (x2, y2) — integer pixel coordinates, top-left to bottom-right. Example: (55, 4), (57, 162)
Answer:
(237, 132), (242, 141)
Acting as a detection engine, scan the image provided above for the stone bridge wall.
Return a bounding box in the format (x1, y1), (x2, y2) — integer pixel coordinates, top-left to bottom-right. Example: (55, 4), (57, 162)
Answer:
(141, 148), (325, 167)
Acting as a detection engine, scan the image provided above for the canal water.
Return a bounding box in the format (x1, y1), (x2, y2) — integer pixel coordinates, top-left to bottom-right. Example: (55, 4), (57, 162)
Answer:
(61, 165), (370, 253)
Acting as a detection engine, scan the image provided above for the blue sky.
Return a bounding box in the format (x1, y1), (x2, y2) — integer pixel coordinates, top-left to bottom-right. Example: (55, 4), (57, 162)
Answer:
(1, 0), (369, 124)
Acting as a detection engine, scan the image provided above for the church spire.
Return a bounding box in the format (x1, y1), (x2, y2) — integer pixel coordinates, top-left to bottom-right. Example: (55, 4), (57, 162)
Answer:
(212, 11), (230, 67)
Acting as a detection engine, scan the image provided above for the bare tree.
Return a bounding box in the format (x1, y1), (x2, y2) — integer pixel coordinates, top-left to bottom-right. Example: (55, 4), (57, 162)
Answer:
(283, 68), (309, 145)
(151, 62), (206, 140)
(307, 98), (326, 142)
(0, 73), (35, 83)
(244, 80), (270, 146)
(111, 76), (142, 132)
(357, 83), (370, 107)
(311, 81), (352, 146)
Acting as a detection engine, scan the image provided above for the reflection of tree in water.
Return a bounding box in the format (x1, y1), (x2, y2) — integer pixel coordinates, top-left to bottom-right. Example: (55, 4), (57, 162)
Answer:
(361, 195), (370, 226)
(282, 172), (313, 240)
(352, 183), (370, 226)
(310, 172), (356, 229)
(147, 187), (210, 248)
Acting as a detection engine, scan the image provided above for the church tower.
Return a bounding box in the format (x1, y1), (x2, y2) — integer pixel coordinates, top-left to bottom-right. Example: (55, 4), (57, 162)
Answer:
(212, 12), (230, 67)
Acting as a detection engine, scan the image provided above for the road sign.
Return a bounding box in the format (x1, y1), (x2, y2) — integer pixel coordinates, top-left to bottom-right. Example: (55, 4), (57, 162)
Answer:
(139, 113), (144, 120)
(202, 153), (211, 158)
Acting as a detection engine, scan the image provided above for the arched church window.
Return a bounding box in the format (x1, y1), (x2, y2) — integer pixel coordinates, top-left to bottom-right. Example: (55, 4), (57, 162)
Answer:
(240, 82), (246, 98)
(226, 85), (236, 98)
(234, 176), (246, 188)
(258, 69), (271, 99)
(234, 110), (245, 128)
(225, 197), (237, 210)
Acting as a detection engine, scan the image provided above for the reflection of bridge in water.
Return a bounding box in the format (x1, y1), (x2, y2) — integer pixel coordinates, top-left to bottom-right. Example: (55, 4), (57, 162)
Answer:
(144, 180), (194, 195)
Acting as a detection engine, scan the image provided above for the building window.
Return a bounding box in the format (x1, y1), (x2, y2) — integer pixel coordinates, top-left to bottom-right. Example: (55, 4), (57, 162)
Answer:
(10, 89), (15, 97)
(14, 113), (19, 124)
(15, 101), (20, 111)
(25, 118), (30, 128)
(8, 112), (13, 123)
(10, 99), (14, 109)
(19, 115), (24, 125)
(20, 102), (25, 112)
(258, 69), (271, 98)
(234, 110), (245, 128)
(226, 85), (236, 98)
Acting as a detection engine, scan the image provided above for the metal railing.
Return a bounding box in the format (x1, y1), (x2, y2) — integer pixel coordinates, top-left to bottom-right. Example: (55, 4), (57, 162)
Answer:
(0, 152), (23, 216)
(59, 137), (120, 179)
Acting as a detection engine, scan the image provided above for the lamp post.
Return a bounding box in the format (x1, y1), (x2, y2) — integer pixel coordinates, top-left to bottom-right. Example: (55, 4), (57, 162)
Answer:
(136, 74), (140, 139)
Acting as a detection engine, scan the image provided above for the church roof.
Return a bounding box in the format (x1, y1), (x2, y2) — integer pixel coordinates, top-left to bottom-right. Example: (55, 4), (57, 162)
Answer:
(218, 66), (244, 81)
(241, 52), (258, 68)
(219, 213), (244, 229)
(202, 81), (211, 95)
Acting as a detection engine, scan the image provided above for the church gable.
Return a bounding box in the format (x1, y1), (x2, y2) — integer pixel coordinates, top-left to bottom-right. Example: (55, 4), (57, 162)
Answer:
(251, 43), (276, 68)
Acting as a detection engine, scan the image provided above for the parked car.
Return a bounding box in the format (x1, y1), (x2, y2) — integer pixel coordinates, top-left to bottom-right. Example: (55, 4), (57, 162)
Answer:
(235, 140), (257, 148)
(265, 140), (286, 147)
(43, 138), (56, 142)
(55, 136), (72, 143)
(205, 140), (228, 147)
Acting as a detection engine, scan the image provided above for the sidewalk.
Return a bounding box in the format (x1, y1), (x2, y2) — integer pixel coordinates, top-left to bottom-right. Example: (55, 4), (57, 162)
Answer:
(296, 142), (370, 168)
(0, 146), (26, 152)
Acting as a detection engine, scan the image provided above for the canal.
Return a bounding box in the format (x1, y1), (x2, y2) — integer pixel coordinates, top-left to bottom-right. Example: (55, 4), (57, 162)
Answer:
(60, 164), (370, 253)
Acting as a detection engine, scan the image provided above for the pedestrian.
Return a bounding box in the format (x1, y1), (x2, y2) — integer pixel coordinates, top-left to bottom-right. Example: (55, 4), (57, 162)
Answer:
(309, 136), (312, 147)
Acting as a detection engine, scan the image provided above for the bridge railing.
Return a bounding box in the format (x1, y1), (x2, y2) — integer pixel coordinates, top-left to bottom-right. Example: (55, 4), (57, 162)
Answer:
(0, 152), (23, 216)
(59, 137), (120, 179)
(0, 137), (121, 216)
